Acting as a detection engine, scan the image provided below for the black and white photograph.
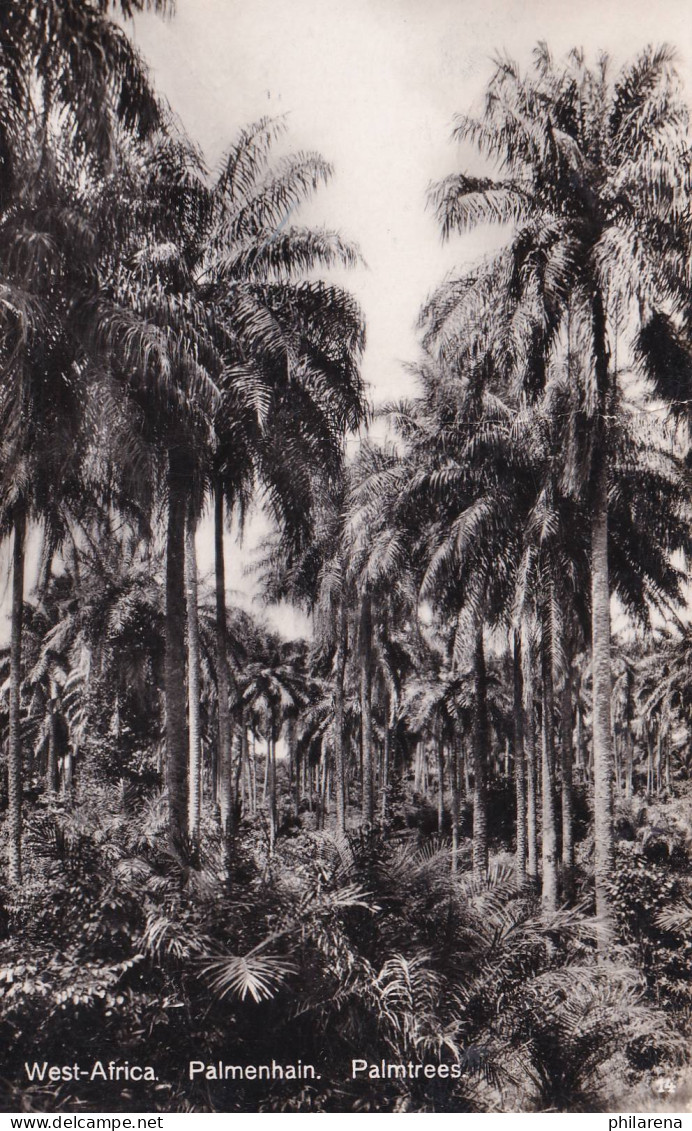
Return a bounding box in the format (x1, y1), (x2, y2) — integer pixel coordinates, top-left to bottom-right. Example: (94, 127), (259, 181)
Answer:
(2, 0), (692, 1116)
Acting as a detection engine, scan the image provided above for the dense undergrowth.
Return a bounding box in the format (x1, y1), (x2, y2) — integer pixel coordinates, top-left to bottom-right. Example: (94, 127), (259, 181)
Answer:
(1, 774), (690, 1113)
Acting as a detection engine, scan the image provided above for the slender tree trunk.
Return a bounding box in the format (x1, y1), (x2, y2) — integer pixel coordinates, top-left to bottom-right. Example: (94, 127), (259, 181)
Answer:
(334, 602), (347, 833)
(436, 731), (445, 834)
(214, 484), (234, 839)
(540, 608), (559, 914)
(451, 738), (460, 874)
(165, 451), (189, 853)
(240, 730), (248, 812)
(560, 645), (575, 905)
(524, 641), (539, 887)
(233, 724), (244, 824)
(185, 519), (202, 845)
(268, 725), (277, 854)
(575, 698), (586, 783)
(251, 731), (257, 814)
(513, 631), (527, 890)
(414, 741), (423, 793)
(36, 531), (54, 597)
(47, 704), (59, 795)
(210, 739), (218, 805)
(294, 749), (301, 817)
(591, 296), (615, 939)
(646, 728), (654, 796)
(381, 687), (391, 823)
(242, 724), (250, 813)
(592, 464), (615, 929)
(283, 715), (299, 819)
(8, 504), (26, 883)
(624, 710), (634, 801)
(614, 733), (622, 795)
(317, 757), (327, 828)
(324, 762), (331, 817)
(359, 591), (375, 824)
(471, 625), (489, 880)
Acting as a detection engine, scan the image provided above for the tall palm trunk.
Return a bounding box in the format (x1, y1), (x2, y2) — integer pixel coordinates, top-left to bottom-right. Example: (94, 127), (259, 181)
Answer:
(285, 715), (299, 818)
(436, 730), (445, 834)
(540, 607), (559, 914)
(623, 668), (634, 801)
(233, 724), (244, 823)
(359, 590), (375, 824)
(592, 463), (615, 926)
(559, 637), (575, 905)
(268, 722), (278, 853)
(414, 741), (423, 792)
(8, 503), (26, 884)
(523, 638), (539, 886)
(240, 722), (249, 812)
(293, 745), (301, 817)
(591, 293), (615, 937)
(250, 731), (257, 814)
(334, 601), (347, 833)
(185, 518), (202, 845)
(214, 484), (234, 839)
(624, 728), (634, 800)
(646, 726), (654, 795)
(381, 685), (391, 822)
(513, 631), (527, 890)
(450, 738), (461, 874)
(471, 625), (489, 880)
(575, 693), (586, 782)
(318, 756), (329, 828)
(47, 699), (59, 794)
(165, 451), (189, 853)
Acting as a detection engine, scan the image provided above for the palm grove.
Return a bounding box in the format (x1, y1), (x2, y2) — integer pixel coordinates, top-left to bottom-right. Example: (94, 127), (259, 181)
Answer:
(2, 2), (692, 1114)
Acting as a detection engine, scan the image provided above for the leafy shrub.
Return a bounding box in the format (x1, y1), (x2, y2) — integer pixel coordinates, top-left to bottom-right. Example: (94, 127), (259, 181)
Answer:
(607, 846), (692, 1006)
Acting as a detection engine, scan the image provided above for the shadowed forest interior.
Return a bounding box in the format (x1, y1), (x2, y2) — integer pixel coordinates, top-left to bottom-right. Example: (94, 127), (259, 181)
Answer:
(3, 0), (692, 1115)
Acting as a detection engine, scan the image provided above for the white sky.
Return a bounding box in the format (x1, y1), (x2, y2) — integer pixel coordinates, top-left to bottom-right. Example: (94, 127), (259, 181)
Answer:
(8, 0), (692, 640)
(131, 0), (692, 405)
(126, 0), (692, 634)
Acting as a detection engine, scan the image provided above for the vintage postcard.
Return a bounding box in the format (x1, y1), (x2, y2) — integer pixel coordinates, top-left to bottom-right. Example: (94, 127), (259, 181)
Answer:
(0, 0), (691, 1116)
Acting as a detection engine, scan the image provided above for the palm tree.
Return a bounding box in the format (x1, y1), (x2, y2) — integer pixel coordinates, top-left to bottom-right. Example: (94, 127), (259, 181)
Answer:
(522, 625), (539, 887)
(28, 526), (166, 754)
(185, 517), (203, 844)
(197, 117), (366, 833)
(402, 668), (473, 869)
(366, 330), (687, 905)
(512, 630), (527, 889)
(346, 442), (427, 829)
(241, 643), (315, 854)
(349, 383), (515, 876)
(0, 0), (168, 881)
(506, 373), (689, 908)
(0, 0), (166, 186)
(429, 44), (691, 929)
(0, 141), (104, 879)
(96, 116), (365, 846)
(256, 480), (354, 832)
